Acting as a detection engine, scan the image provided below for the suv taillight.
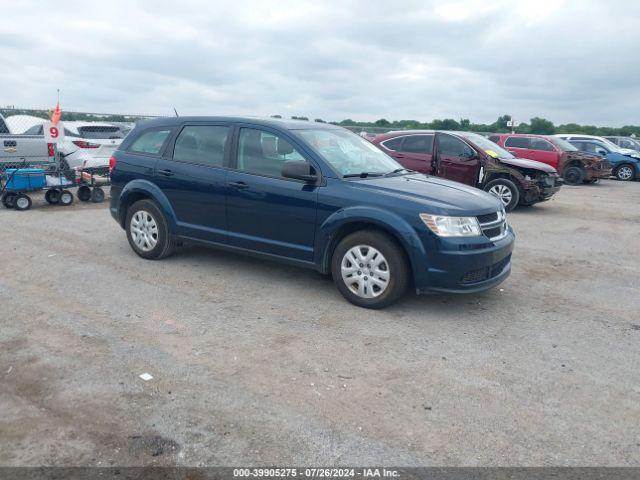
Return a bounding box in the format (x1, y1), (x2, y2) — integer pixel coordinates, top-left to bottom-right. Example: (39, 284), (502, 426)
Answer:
(109, 155), (117, 174)
(72, 140), (100, 149)
(47, 143), (55, 157)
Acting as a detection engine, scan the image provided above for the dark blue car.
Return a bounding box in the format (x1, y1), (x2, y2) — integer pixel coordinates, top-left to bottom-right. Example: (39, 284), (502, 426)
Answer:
(109, 117), (514, 308)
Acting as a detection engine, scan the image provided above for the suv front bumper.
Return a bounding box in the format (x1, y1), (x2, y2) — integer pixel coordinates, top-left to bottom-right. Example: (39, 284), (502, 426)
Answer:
(415, 226), (515, 294)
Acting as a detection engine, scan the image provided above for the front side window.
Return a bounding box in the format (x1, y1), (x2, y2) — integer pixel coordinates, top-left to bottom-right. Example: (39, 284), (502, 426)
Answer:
(437, 134), (475, 157)
(237, 128), (306, 178)
(173, 125), (229, 167)
(504, 136), (530, 149)
(530, 138), (555, 152)
(296, 128), (400, 177)
(129, 129), (171, 155)
(581, 142), (610, 155)
(400, 135), (434, 154)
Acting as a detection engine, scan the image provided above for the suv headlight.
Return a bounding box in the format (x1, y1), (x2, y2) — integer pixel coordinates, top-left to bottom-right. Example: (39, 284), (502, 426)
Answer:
(419, 214), (481, 237)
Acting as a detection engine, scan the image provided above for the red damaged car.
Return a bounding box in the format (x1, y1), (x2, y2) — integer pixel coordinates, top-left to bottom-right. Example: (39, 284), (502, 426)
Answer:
(372, 130), (562, 211)
(488, 134), (611, 185)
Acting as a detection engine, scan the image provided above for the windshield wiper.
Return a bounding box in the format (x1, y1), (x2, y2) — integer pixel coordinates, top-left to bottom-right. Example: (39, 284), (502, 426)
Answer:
(384, 168), (414, 177)
(343, 172), (385, 178)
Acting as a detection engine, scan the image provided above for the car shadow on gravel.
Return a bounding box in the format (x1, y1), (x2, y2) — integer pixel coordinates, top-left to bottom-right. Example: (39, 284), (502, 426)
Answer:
(167, 243), (499, 315)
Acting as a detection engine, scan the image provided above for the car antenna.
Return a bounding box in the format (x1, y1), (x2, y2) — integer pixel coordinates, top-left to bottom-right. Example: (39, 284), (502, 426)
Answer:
(174, 107), (179, 117)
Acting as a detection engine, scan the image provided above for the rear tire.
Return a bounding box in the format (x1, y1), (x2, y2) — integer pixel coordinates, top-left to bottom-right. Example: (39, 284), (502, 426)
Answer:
(125, 199), (174, 260)
(615, 164), (635, 181)
(77, 186), (91, 202)
(45, 189), (60, 204)
(91, 187), (105, 203)
(331, 230), (409, 309)
(483, 178), (520, 212)
(2, 192), (17, 209)
(14, 193), (32, 211)
(563, 166), (584, 185)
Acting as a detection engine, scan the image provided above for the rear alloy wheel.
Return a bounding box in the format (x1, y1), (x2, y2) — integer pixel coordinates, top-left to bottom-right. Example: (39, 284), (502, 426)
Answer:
(615, 164), (634, 181)
(126, 199), (174, 260)
(45, 189), (60, 204)
(484, 178), (520, 212)
(77, 186), (91, 202)
(14, 193), (32, 211)
(563, 166), (584, 185)
(331, 230), (409, 309)
(2, 192), (17, 209)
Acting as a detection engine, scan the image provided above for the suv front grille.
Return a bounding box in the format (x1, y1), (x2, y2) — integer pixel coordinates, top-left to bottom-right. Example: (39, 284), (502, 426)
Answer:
(477, 210), (507, 242)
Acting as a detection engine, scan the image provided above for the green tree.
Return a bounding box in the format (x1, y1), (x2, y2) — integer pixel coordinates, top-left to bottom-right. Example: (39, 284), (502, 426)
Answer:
(529, 117), (555, 134)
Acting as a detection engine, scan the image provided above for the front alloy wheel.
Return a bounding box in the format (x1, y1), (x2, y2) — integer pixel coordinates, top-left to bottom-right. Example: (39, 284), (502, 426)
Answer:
(484, 178), (520, 212)
(616, 165), (634, 181)
(341, 245), (390, 299)
(331, 230), (409, 309)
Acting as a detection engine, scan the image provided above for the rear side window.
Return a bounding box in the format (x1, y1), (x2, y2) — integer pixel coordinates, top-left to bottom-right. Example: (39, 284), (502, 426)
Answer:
(400, 135), (434, 154)
(173, 125), (229, 167)
(24, 125), (44, 135)
(488, 135), (500, 143)
(129, 129), (171, 155)
(504, 136), (530, 148)
(530, 138), (555, 151)
(381, 137), (403, 151)
(437, 134), (474, 156)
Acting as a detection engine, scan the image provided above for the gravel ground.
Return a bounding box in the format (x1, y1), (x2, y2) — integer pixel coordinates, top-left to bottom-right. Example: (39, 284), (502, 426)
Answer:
(0, 180), (639, 467)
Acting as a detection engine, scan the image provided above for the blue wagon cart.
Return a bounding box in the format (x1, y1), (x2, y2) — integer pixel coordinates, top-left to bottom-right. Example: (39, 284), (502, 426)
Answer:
(1, 167), (74, 211)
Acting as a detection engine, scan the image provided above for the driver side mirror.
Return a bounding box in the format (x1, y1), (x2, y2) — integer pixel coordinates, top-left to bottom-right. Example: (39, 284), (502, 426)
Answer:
(595, 147), (607, 156)
(282, 160), (318, 183)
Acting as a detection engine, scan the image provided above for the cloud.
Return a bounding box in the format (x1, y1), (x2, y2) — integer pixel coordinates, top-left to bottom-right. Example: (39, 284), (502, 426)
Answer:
(1, 0), (639, 126)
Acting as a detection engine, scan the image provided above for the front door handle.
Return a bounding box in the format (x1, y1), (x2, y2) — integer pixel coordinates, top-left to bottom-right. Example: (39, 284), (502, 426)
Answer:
(228, 181), (249, 189)
(157, 169), (174, 176)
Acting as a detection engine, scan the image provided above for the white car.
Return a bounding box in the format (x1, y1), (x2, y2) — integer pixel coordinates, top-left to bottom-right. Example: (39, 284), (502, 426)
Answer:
(22, 121), (125, 170)
(554, 134), (639, 157)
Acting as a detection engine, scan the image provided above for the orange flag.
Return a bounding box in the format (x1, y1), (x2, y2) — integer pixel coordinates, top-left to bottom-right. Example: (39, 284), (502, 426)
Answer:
(51, 102), (62, 125)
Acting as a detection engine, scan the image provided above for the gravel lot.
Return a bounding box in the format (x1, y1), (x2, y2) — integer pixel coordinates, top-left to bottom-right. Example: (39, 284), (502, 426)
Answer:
(1, 180), (639, 467)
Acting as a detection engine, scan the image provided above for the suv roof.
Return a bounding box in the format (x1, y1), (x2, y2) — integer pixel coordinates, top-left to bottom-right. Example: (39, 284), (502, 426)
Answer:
(136, 116), (342, 131)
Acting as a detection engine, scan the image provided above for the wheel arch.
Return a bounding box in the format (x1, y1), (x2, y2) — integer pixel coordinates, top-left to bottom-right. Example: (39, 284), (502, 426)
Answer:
(118, 180), (177, 230)
(316, 207), (425, 286)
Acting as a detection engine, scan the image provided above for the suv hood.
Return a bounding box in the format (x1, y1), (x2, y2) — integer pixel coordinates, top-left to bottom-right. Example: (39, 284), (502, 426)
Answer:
(347, 174), (502, 216)
(499, 157), (557, 173)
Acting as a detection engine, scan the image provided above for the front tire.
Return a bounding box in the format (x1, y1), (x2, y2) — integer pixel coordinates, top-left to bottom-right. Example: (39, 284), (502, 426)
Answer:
(563, 166), (584, 185)
(45, 189), (60, 204)
(615, 164), (635, 181)
(125, 199), (174, 260)
(59, 190), (74, 206)
(484, 178), (520, 212)
(91, 187), (105, 203)
(77, 186), (91, 202)
(331, 230), (409, 309)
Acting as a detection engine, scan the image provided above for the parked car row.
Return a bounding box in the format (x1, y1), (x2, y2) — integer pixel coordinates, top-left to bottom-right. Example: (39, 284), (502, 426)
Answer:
(371, 130), (562, 211)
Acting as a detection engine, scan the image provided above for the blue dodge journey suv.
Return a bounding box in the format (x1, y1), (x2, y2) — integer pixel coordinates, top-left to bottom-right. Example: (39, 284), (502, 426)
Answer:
(110, 117), (515, 308)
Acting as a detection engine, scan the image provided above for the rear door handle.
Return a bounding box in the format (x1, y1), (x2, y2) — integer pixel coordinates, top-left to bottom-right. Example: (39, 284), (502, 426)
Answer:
(157, 169), (174, 176)
(228, 181), (249, 189)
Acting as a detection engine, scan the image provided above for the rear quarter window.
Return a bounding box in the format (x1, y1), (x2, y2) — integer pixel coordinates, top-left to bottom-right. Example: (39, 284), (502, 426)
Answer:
(128, 129), (172, 155)
(380, 137), (403, 151)
(504, 137), (530, 148)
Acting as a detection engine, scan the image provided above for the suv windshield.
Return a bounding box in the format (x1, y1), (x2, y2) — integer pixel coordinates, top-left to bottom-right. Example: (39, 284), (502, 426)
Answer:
(553, 137), (578, 152)
(457, 132), (514, 159)
(296, 128), (401, 177)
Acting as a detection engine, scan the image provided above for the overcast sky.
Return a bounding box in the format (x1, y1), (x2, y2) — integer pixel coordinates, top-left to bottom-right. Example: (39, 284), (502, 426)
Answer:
(1, 0), (639, 125)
